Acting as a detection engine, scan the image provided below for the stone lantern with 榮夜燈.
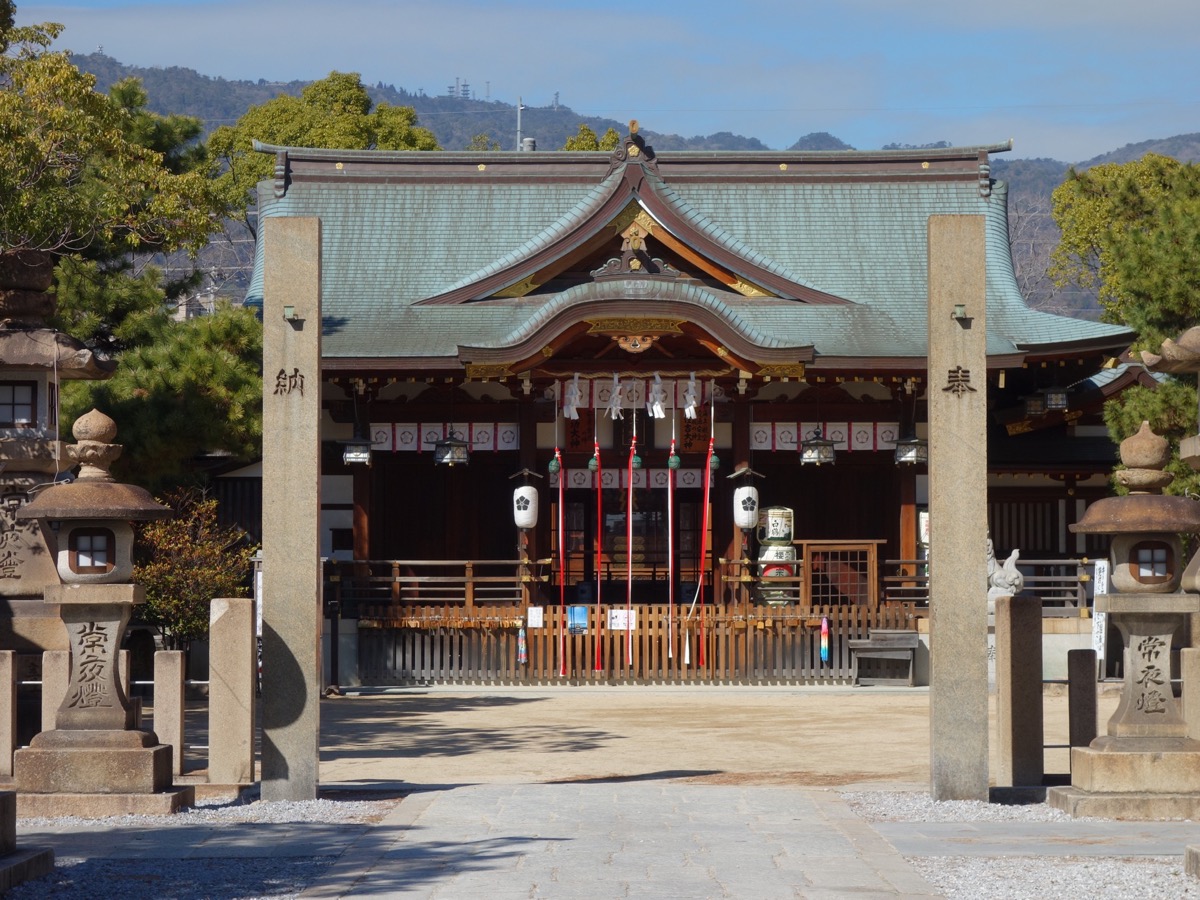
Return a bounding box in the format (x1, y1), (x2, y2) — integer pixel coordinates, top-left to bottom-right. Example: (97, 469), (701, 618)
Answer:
(10, 409), (194, 815)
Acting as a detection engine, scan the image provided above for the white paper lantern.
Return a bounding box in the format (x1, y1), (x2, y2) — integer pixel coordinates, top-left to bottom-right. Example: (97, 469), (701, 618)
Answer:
(733, 485), (759, 531)
(513, 485), (539, 530)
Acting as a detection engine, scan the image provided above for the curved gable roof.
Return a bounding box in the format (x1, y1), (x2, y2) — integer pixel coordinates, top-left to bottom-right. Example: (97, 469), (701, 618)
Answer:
(418, 137), (849, 306)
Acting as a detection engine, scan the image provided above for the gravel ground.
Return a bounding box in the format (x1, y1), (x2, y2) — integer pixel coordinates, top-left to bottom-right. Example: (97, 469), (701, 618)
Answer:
(847, 791), (1200, 900)
(7, 795), (400, 900)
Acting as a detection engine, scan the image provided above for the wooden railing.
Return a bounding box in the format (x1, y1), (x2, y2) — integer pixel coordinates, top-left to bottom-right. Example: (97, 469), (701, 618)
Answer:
(880, 557), (1095, 611)
(325, 558), (548, 613)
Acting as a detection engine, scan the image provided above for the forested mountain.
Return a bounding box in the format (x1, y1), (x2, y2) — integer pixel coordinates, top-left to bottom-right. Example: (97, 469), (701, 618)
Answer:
(71, 53), (769, 152)
(70, 54), (1200, 320)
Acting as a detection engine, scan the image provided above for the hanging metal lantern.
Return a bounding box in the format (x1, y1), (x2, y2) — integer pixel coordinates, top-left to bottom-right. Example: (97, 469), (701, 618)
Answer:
(799, 429), (836, 465)
(893, 435), (929, 465)
(513, 484), (539, 530)
(433, 431), (470, 466)
(733, 485), (759, 531)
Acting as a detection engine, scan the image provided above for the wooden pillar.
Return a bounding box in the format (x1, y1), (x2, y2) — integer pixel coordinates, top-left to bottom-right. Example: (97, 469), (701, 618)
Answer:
(352, 465), (371, 561)
(718, 400), (751, 606)
(899, 468), (918, 568)
(519, 393), (540, 565)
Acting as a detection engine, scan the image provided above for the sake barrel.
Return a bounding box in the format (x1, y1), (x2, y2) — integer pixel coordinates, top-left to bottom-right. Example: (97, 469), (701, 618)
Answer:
(757, 506), (794, 544)
(757, 542), (797, 604)
(758, 542), (796, 578)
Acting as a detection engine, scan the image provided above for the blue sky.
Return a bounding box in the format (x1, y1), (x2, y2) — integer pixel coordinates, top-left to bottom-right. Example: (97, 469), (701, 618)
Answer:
(17, 0), (1200, 162)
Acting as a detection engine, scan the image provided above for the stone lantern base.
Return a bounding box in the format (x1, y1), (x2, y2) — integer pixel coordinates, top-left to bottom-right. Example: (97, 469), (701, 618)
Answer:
(13, 728), (194, 816)
(1048, 592), (1200, 819)
(11, 583), (194, 817)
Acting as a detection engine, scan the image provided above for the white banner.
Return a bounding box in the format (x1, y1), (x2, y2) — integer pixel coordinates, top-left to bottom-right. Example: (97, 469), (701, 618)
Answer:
(550, 468), (707, 489)
(752, 421), (898, 453)
(1092, 558), (1110, 659)
(368, 422), (520, 452)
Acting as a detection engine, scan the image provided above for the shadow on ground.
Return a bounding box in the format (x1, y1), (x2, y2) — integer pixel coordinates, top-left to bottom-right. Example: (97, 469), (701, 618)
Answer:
(317, 694), (620, 762)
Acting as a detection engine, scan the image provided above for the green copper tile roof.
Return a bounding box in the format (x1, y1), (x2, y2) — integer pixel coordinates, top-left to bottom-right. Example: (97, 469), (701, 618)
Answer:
(246, 147), (1133, 362)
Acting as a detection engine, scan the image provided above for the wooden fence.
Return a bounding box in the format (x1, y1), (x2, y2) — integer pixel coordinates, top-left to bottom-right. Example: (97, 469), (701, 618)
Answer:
(354, 601), (925, 685)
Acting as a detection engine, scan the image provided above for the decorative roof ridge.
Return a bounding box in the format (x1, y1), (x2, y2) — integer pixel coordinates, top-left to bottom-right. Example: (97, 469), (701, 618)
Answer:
(251, 138), (1014, 164)
(462, 280), (807, 353)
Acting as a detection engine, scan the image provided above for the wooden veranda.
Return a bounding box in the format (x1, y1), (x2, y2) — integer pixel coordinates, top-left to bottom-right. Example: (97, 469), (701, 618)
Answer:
(326, 551), (1095, 685)
(329, 553), (928, 684)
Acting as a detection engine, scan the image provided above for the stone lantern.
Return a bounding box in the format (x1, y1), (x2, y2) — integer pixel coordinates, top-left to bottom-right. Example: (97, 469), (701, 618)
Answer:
(0, 250), (116, 656)
(11, 410), (194, 815)
(1049, 421), (1200, 818)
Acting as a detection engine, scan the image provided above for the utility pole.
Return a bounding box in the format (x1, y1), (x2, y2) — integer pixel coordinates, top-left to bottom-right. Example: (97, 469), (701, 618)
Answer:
(517, 97), (525, 150)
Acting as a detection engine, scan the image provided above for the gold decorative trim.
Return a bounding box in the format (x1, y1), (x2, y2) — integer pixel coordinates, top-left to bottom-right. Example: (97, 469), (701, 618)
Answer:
(466, 364), (513, 379)
(541, 345), (555, 358)
(730, 278), (773, 299)
(615, 334), (657, 353)
(608, 203), (661, 237)
(633, 210), (657, 233)
(609, 203), (640, 234)
(756, 364), (806, 379)
(585, 318), (684, 335)
(493, 275), (540, 298)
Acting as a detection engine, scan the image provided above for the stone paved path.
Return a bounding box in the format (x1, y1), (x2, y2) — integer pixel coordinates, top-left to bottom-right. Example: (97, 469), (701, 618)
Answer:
(304, 783), (940, 899)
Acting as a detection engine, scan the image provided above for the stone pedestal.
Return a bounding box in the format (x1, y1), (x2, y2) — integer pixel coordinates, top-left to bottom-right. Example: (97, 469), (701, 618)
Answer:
(0, 791), (54, 891)
(13, 584), (193, 816)
(1049, 592), (1200, 818)
(16, 729), (171, 794)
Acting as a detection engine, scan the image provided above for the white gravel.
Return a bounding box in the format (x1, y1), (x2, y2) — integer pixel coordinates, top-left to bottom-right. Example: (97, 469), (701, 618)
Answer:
(7, 795), (400, 899)
(844, 789), (1083, 822)
(846, 790), (1200, 900)
(909, 856), (1200, 900)
(15, 794), (399, 830)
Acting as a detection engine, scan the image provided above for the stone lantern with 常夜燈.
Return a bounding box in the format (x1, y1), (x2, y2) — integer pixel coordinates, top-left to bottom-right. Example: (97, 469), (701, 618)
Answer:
(1048, 421), (1200, 818)
(10, 410), (194, 814)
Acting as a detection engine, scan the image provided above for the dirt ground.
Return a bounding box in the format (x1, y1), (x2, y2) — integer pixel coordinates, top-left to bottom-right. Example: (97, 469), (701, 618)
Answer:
(313, 687), (1120, 791)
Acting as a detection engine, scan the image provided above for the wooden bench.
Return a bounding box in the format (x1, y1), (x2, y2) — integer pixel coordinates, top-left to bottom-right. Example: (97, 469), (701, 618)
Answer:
(847, 629), (919, 686)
